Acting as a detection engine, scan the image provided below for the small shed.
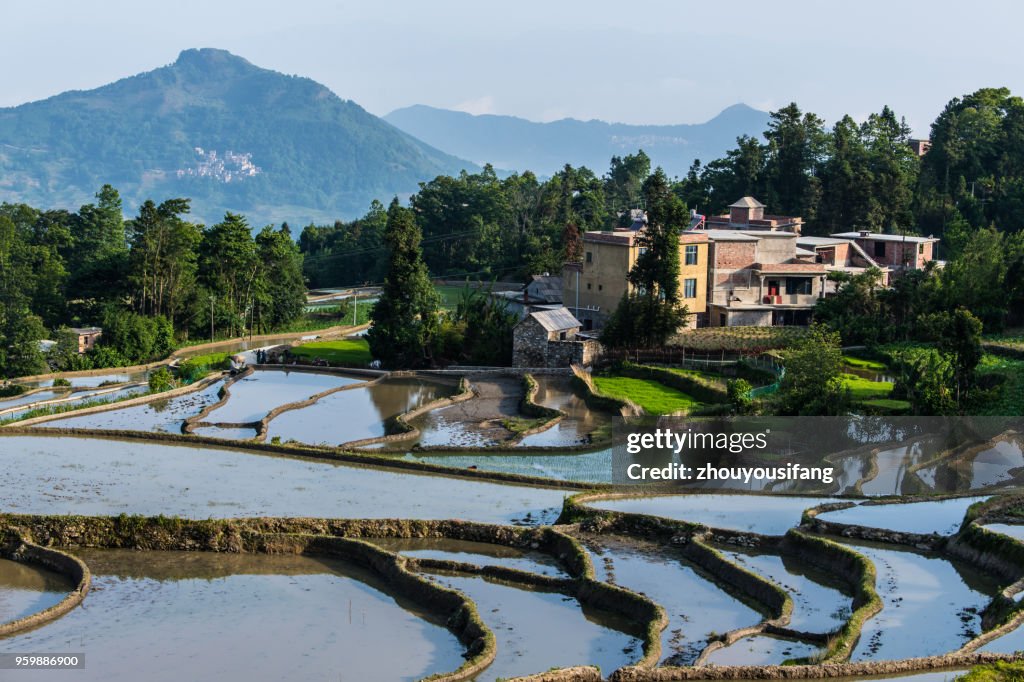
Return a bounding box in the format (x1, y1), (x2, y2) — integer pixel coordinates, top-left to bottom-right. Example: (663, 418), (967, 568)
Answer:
(513, 308), (601, 368)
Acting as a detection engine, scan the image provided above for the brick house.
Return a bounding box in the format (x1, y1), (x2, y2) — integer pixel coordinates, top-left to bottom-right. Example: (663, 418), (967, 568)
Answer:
(830, 232), (939, 272)
(70, 327), (103, 354)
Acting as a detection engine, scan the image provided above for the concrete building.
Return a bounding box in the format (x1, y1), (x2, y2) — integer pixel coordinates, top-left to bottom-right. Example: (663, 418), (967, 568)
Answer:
(562, 229), (709, 329)
(704, 197), (804, 234)
(512, 308), (602, 368)
(704, 229), (827, 327)
(830, 232), (939, 272)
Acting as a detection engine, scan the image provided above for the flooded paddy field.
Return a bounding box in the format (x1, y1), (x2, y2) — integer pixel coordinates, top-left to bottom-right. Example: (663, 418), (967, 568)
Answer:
(368, 537), (567, 577)
(0, 389), (65, 411)
(0, 557), (73, 625)
(4, 549), (465, 682)
(422, 571), (640, 681)
(979, 523), (1024, 541)
(265, 377), (455, 446)
(588, 494), (838, 535)
(402, 376), (524, 448)
(701, 634), (821, 665)
(22, 371), (150, 388)
(516, 375), (610, 447)
(815, 496), (988, 536)
(839, 539), (1000, 661)
(36, 380), (226, 432)
(914, 437), (1024, 491)
(0, 435), (566, 524)
(204, 370), (365, 424)
(191, 425), (259, 440)
(580, 534), (761, 665)
(401, 448), (613, 483)
(716, 547), (851, 634)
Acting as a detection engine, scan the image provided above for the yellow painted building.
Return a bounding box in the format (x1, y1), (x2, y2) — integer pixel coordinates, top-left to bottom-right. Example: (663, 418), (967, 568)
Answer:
(562, 229), (709, 329)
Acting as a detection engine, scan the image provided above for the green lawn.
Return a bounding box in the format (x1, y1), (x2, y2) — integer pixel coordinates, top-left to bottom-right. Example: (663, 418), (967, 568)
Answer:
(976, 354), (1024, 415)
(858, 398), (912, 413)
(592, 375), (700, 415)
(435, 284), (467, 311)
(841, 373), (894, 400)
(290, 338), (372, 367)
(841, 354), (888, 371)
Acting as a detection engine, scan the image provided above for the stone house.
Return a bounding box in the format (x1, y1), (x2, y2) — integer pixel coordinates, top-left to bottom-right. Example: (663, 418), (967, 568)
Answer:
(512, 308), (602, 368)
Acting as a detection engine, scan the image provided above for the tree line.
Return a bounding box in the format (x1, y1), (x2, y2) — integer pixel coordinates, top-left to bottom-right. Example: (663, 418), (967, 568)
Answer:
(0, 186), (305, 378)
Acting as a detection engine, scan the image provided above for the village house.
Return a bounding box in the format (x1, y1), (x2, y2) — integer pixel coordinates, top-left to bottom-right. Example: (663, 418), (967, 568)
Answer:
(511, 308), (602, 368)
(829, 231), (939, 272)
(70, 327), (103, 354)
(561, 224), (708, 329)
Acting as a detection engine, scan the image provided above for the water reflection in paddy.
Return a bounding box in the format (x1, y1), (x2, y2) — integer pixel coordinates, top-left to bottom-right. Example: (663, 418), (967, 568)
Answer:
(37, 381), (225, 432)
(205, 370), (364, 424)
(368, 538), (566, 577)
(0, 435), (565, 525)
(981, 523), (1024, 542)
(0, 557), (73, 624)
(423, 572), (639, 681)
(717, 547), (850, 633)
(816, 496), (987, 536)
(516, 376), (610, 447)
(702, 634), (821, 665)
(191, 425), (258, 440)
(0, 389), (64, 411)
(589, 495), (838, 535)
(581, 534), (761, 665)
(402, 448), (613, 484)
(4, 549), (464, 682)
(265, 377), (455, 446)
(841, 539), (999, 661)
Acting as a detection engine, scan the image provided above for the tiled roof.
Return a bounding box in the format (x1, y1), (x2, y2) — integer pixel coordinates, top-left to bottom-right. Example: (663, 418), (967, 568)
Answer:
(831, 232), (938, 243)
(729, 196), (766, 208)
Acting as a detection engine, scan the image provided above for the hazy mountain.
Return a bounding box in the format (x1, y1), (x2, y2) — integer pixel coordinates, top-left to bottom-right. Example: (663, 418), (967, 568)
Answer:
(384, 103), (770, 178)
(0, 48), (475, 225)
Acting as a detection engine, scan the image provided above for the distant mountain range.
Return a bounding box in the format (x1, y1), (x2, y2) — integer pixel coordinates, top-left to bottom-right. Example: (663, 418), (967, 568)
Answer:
(384, 103), (770, 178)
(0, 49), (474, 226)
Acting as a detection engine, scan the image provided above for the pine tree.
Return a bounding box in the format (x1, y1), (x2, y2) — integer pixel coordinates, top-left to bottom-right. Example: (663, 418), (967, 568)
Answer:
(367, 199), (440, 368)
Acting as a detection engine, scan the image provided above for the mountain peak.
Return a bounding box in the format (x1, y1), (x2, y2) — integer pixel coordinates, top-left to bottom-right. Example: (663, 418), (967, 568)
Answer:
(174, 48), (253, 69)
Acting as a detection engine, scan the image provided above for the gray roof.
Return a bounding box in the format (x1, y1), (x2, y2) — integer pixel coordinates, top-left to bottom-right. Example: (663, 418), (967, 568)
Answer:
(831, 232), (938, 243)
(523, 308), (581, 332)
(797, 236), (849, 246)
(729, 196), (766, 209)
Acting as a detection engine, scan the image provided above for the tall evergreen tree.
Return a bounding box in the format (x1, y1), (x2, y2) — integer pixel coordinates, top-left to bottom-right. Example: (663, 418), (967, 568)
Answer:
(367, 199), (440, 368)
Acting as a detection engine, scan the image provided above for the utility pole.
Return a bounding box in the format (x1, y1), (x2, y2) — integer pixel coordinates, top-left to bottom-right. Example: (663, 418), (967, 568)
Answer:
(352, 291), (358, 326)
(209, 295), (215, 343)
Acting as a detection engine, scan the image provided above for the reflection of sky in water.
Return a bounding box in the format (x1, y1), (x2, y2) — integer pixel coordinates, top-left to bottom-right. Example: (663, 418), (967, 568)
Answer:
(39, 381), (226, 432)
(847, 542), (997, 661)
(817, 496), (988, 535)
(969, 440), (1024, 489)
(702, 635), (821, 666)
(590, 494), (837, 535)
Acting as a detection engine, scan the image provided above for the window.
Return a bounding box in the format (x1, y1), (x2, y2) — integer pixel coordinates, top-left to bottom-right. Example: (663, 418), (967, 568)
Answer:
(918, 243), (925, 254)
(785, 278), (813, 295)
(598, 284), (603, 291)
(874, 241), (886, 258)
(585, 251), (592, 263)
(685, 244), (698, 265)
(683, 278), (697, 298)
(638, 247), (647, 257)
(586, 283), (592, 290)
(559, 331), (567, 341)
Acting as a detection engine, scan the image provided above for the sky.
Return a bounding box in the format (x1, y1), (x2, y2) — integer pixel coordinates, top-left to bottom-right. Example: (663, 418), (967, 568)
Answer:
(3, 0), (1022, 136)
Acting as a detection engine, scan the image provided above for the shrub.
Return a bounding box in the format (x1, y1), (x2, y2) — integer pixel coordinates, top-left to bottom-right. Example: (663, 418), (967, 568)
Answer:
(52, 377), (71, 387)
(148, 367), (175, 392)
